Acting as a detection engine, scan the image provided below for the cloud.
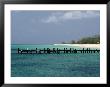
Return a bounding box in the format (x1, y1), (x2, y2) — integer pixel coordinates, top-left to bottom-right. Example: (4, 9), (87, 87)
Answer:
(42, 15), (58, 23)
(41, 11), (100, 23)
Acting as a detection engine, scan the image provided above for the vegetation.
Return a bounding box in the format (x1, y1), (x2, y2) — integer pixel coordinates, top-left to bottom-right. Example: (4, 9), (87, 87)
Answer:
(61, 42), (66, 44)
(70, 40), (76, 44)
(61, 35), (100, 44)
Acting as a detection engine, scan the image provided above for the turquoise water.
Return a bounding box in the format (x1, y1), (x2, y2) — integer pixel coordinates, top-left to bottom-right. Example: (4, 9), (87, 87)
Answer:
(11, 44), (100, 77)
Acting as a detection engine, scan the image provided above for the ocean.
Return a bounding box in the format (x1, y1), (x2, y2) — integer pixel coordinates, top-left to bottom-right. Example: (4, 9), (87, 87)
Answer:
(11, 44), (100, 77)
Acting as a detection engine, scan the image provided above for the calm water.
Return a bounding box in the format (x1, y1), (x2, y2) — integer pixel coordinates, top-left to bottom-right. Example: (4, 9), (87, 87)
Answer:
(11, 44), (100, 77)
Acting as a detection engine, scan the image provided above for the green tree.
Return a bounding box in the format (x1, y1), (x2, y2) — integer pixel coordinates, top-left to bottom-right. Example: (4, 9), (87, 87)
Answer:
(61, 42), (66, 44)
(76, 35), (100, 44)
(70, 40), (76, 44)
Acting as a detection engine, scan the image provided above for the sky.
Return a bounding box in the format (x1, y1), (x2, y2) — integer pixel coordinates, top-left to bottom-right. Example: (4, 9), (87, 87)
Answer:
(11, 10), (100, 44)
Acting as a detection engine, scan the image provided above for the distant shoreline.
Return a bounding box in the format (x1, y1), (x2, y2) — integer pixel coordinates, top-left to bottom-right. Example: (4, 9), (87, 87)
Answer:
(11, 44), (100, 49)
(54, 44), (100, 49)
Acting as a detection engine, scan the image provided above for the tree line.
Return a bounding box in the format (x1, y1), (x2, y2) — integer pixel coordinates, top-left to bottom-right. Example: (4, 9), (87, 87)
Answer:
(61, 35), (100, 44)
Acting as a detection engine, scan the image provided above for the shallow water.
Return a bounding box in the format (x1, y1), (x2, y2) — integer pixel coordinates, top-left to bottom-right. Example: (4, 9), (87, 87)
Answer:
(11, 44), (100, 77)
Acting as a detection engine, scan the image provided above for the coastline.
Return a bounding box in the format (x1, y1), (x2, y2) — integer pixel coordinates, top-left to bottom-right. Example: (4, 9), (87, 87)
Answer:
(54, 44), (100, 49)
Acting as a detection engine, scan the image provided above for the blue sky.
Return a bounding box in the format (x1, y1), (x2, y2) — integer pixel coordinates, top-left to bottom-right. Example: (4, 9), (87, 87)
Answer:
(11, 10), (100, 44)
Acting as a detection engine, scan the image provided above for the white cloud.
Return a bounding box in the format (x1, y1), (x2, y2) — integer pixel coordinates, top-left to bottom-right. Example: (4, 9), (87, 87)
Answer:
(43, 15), (58, 23)
(41, 11), (100, 23)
